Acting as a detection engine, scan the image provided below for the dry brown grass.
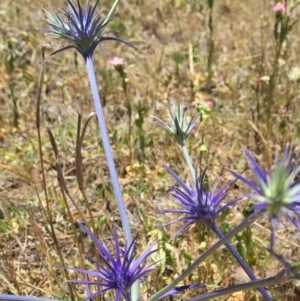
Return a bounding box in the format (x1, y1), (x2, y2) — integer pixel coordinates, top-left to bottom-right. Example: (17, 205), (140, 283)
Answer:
(1, 0), (300, 300)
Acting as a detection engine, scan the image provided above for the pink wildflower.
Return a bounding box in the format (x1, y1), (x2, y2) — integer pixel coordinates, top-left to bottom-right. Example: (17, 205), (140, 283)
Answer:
(273, 2), (286, 13)
(272, 2), (291, 17)
(109, 57), (124, 66)
(205, 100), (214, 109)
(191, 98), (214, 110)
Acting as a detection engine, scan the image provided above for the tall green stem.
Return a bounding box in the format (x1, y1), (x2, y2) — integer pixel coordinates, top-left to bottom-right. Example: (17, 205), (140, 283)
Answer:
(187, 274), (282, 301)
(147, 211), (262, 301)
(181, 145), (195, 181)
(212, 225), (272, 300)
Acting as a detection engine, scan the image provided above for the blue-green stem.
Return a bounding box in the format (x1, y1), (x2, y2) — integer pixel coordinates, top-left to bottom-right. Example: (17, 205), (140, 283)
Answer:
(85, 56), (140, 301)
(105, 0), (120, 24)
(103, 0), (140, 299)
(95, 0), (121, 37)
(189, 257), (300, 301)
(147, 211), (262, 301)
(181, 146), (271, 300)
(187, 273), (284, 301)
(0, 296), (63, 301)
(212, 225), (272, 301)
(181, 145), (195, 181)
(85, 57), (132, 244)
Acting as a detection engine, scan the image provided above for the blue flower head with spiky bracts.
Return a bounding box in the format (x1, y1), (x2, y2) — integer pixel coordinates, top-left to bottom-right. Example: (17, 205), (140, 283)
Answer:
(231, 145), (300, 250)
(41, 0), (135, 60)
(62, 223), (158, 301)
(160, 164), (239, 237)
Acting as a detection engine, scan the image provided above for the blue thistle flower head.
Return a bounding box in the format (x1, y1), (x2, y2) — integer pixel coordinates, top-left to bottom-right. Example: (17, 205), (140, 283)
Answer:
(154, 100), (200, 146)
(231, 145), (300, 250)
(41, 0), (135, 59)
(160, 164), (239, 237)
(62, 223), (158, 301)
